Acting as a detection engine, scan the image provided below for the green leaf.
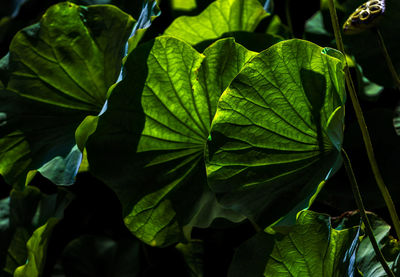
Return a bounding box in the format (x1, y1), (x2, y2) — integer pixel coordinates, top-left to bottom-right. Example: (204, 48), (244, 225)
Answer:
(265, 15), (291, 39)
(264, 211), (360, 276)
(86, 36), (255, 246)
(0, 3), (134, 188)
(229, 210), (360, 277)
(0, 197), (11, 272)
(1, 186), (72, 275)
(355, 213), (400, 276)
(176, 240), (204, 277)
(13, 218), (60, 277)
(228, 231), (274, 277)
(60, 235), (141, 277)
(206, 39), (346, 228)
(171, 0), (197, 11)
(164, 0), (269, 45)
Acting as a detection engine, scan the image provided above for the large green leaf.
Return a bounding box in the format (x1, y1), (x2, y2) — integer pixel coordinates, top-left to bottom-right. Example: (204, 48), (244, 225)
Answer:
(206, 39), (346, 228)
(86, 36), (255, 246)
(0, 2), (134, 188)
(229, 210), (360, 277)
(164, 0), (268, 45)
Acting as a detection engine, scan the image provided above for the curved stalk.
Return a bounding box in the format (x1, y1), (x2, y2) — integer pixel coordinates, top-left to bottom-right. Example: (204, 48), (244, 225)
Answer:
(327, 0), (400, 240)
(374, 28), (400, 89)
(342, 149), (395, 277)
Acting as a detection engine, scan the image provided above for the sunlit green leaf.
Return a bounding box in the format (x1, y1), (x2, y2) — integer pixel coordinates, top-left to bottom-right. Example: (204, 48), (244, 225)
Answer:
(206, 39), (346, 228)
(13, 218), (60, 277)
(229, 210), (360, 277)
(164, 0), (268, 45)
(170, 0), (197, 11)
(86, 36), (254, 246)
(264, 211), (360, 276)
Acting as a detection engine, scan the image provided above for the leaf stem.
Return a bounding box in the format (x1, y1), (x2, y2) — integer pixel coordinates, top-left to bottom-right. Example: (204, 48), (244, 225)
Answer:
(326, 0), (400, 240)
(342, 149), (395, 277)
(374, 28), (400, 89)
(285, 0), (294, 38)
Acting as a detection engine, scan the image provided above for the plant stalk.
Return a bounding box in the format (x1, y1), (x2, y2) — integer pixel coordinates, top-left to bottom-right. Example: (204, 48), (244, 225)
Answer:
(327, 0), (400, 240)
(342, 149), (395, 277)
(374, 28), (400, 89)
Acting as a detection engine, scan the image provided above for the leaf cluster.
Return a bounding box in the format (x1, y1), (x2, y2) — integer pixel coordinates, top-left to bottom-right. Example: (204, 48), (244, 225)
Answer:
(0, 0), (399, 276)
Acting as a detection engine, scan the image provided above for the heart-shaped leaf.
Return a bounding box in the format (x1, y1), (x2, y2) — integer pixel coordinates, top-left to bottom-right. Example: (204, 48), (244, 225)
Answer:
(86, 36), (255, 246)
(206, 39), (346, 227)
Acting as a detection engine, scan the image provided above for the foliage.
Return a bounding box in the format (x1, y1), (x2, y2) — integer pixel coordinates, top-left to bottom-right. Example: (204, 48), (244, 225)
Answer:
(0, 0), (399, 276)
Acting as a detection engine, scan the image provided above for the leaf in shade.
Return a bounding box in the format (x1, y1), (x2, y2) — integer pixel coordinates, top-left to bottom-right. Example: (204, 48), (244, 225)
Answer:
(1, 186), (73, 275)
(164, 0), (269, 45)
(353, 213), (400, 276)
(206, 39), (346, 228)
(176, 240), (204, 277)
(126, 0), (160, 54)
(86, 36), (254, 246)
(60, 235), (141, 277)
(0, 3), (134, 188)
(229, 210), (360, 277)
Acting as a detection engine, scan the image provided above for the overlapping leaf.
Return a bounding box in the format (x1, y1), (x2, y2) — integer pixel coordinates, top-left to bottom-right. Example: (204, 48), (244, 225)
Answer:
(206, 39), (346, 227)
(13, 218), (59, 277)
(229, 210), (360, 277)
(86, 36), (255, 246)
(355, 213), (400, 276)
(0, 2), (134, 188)
(164, 0), (269, 45)
(0, 186), (72, 276)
